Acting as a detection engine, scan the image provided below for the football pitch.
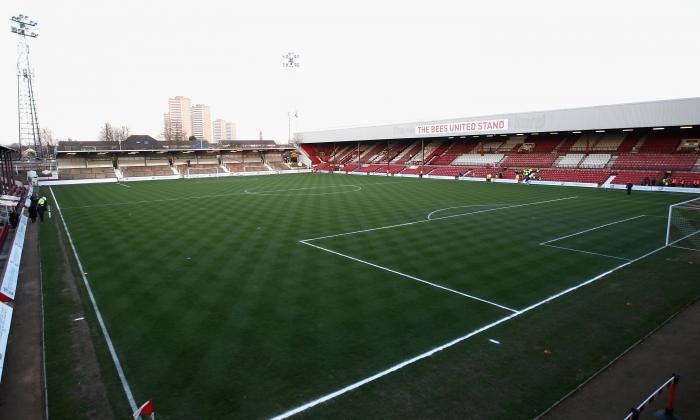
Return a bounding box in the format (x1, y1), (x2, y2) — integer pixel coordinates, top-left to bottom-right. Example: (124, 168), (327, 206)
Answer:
(43, 174), (700, 419)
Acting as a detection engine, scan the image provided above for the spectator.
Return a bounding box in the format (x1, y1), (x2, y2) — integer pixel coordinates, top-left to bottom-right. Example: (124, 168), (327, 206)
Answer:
(28, 196), (38, 223)
(37, 195), (49, 222)
(9, 209), (19, 229)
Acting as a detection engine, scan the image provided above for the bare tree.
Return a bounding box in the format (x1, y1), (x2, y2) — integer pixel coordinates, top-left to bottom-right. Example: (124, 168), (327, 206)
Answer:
(99, 122), (114, 141)
(114, 125), (131, 143)
(40, 128), (57, 157)
(40, 128), (56, 146)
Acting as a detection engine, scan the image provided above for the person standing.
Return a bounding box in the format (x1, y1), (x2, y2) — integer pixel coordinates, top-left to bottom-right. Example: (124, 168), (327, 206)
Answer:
(9, 208), (19, 229)
(626, 182), (633, 195)
(28, 196), (38, 223)
(37, 195), (49, 222)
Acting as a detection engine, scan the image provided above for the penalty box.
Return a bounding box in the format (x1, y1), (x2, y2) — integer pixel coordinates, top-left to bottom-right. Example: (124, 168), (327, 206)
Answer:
(299, 198), (646, 312)
(540, 214), (668, 262)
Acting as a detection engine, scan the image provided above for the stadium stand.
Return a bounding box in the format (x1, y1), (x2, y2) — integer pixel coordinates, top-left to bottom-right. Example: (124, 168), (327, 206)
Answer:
(244, 163), (269, 172)
(400, 166), (424, 175)
(452, 153), (504, 166)
(578, 154), (612, 168)
(393, 141), (421, 163)
(373, 142), (408, 163)
(424, 142), (449, 164)
(479, 139), (503, 152)
(638, 131), (681, 153)
(611, 171), (663, 185)
(357, 164), (383, 173)
(617, 131), (643, 152)
(59, 167), (116, 180)
(358, 143), (384, 163)
(539, 169), (611, 184)
(612, 153), (697, 170)
(496, 136), (525, 152)
(187, 164), (221, 174)
(556, 153), (585, 168)
(428, 166), (465, 176)
(668, 171), (700, 187)
(374, 164), (405, 174)
(269, 161), (290, 170)
(526, 135), (561, 153)
(593, 132), (626, 151)
(431, 141), (477, 165)
(225, 163), (244, 172)
(122, 166), (174, 177)
(501, 153), (558, 168)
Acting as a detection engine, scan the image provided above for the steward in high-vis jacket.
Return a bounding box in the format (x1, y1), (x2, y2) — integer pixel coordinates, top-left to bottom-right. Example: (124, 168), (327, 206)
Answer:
(37, 196), (49, 222)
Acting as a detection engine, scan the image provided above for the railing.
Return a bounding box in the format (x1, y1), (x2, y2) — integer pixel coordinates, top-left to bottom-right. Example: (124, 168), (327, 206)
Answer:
(623, 374), (680, 420)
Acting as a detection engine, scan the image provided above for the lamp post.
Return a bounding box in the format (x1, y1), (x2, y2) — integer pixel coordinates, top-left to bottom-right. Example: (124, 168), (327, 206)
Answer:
(287, 110), (298, 144)
(282, 52), (300, 144)
(11, 14), (42, 159)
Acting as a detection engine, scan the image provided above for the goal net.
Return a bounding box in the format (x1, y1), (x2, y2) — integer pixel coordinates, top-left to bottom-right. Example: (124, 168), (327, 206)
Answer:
(186, 166), (221, 178)
(666, 197), (700, 250)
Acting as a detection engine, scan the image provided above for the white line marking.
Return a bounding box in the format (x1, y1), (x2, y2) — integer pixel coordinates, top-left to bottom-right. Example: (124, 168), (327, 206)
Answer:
(300, 240), (517, 313)
(540, 215), (646, 245)
(272, 242), (675, 419)
(49, 187), (138, 413)
(74, 317), (85, 321)
(116, 183), (131, 188)
(669, 245), (700, 252)
(488, 339), (500, 345)
(58, 179), (415, 210)
(244, 185), (362, 195)
(302, 196), (578, 242)
(541, 244), (631, 261)
(59, 191), (248, 210)
(426, 204), (509, 221)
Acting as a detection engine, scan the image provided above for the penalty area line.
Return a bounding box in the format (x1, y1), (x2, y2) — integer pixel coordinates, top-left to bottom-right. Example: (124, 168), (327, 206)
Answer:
(273, 240), (676, 419)
(541, 244), (631, 261)
(49, 187), (138, 413)
(540, 214), (646, 245)
(302, 196), (578, 242)
(299, 240), (517, 313)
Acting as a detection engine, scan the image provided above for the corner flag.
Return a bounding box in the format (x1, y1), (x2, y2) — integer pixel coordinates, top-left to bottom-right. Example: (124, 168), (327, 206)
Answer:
(133, 399), (154, 419)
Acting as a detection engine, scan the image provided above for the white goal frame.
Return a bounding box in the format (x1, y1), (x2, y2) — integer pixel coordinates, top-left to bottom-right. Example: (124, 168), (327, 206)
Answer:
(186, 166), (221, 179)
(665, 196), (700, 247)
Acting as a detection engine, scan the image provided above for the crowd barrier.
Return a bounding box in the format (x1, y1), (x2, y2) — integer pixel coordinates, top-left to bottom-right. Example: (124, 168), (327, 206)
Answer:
(0, 186), (33, 381)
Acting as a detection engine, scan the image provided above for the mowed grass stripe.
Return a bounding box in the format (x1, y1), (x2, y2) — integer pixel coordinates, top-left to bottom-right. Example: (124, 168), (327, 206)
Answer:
(47, 174), (697, 418)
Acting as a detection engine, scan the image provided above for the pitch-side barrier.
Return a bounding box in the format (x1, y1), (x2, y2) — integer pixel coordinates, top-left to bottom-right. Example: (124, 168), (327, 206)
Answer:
(38, 169), (313, 186)
(318, 171), (700, 194)
(0, 186), (33, 381)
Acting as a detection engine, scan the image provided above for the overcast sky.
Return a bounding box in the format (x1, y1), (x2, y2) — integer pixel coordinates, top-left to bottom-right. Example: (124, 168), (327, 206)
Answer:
(1, 0), (699, 144)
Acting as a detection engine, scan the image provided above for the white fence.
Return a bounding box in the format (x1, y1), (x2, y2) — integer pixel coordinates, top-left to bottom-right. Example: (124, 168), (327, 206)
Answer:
(0, 186), (32, 381)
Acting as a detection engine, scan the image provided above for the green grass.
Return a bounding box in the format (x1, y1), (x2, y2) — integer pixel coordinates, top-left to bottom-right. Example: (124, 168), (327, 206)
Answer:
(40, 192), (131, 419)
(45, 174), (700, 419)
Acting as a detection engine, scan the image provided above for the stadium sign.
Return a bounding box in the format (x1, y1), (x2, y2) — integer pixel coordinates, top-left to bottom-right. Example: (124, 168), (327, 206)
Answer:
(415, 119), (508, 135)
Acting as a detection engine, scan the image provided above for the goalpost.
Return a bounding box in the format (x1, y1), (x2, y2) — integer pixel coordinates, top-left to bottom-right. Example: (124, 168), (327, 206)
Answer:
(665, 196), (700, 250)
(186, 166), (221, 178)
